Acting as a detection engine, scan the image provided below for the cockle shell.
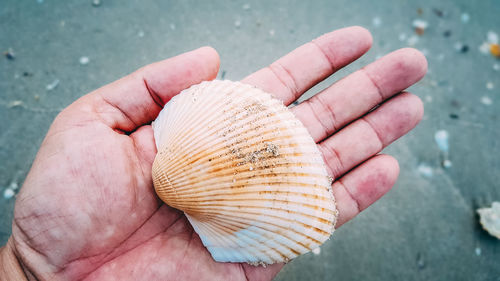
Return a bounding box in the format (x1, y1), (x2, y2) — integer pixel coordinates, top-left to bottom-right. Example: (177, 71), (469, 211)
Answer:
(152, 80), (338, 264)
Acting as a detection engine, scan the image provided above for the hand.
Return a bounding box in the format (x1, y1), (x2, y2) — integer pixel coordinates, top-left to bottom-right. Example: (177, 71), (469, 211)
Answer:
(1, 26), (426, 281)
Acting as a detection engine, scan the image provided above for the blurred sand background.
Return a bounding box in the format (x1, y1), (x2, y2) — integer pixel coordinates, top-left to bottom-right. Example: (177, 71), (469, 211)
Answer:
(1, 0), (499, 280)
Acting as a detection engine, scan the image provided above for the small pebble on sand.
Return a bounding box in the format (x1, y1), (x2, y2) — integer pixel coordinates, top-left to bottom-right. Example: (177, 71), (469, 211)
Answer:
(487, 31), (499, 44)
(3, 189), (15, 200)
(4, 48), (15, 60)
(412, 19), (428, 35)
(434, 130), (449, 152)
(475, 247), (482, 256)
(79, 56), (90, 65)
(8, 100), (23, 108)
(479, 42), (490, 54)
(9, 182), (18, 191)
(417, 163), (433, 178)
(480, 96), (492, 105)
(460, 13), (470, 23)
(454, 42), (469, 53)
(46, 79), (60, 91)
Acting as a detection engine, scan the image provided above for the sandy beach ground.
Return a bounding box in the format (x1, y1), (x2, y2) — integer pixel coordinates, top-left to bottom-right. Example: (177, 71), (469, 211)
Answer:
(1, 1), (499, 280)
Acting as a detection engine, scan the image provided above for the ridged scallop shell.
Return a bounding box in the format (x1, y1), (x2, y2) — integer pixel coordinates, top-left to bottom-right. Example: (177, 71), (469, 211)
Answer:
(152, 80), (337, 264)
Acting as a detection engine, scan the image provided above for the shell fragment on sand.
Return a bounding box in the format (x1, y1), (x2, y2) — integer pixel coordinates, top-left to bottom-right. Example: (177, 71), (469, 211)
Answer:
(477, 202), (500, 239)
(152, 80), (337, 264)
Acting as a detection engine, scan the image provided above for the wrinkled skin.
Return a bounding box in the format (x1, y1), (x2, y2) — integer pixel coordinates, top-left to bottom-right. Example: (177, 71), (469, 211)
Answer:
(6, 26), (426, 281)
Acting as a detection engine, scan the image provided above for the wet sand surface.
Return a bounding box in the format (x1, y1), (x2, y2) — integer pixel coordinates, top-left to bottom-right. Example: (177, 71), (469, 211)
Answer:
(1, 1), (499, 280)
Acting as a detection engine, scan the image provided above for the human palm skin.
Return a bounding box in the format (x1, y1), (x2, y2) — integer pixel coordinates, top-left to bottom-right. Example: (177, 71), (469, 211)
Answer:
(0, 27), (426, 281)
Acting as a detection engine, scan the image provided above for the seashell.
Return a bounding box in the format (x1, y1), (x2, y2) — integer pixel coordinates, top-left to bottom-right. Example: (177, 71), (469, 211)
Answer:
(152, 80), (338, 264)
(477, 202), (500, 239)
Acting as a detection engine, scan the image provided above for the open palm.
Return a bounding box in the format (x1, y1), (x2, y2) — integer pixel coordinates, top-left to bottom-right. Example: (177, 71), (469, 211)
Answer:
(8, 27), (426, 281)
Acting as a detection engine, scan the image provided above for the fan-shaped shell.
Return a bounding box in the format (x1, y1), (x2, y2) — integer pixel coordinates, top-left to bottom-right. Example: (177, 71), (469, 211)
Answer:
(152, 80), (337, 264)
